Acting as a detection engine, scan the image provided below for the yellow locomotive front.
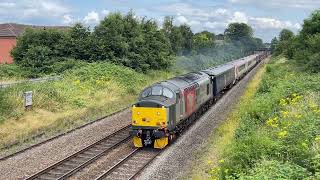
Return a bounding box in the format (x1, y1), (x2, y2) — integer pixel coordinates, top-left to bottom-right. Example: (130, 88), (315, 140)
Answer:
(130, 84), (177, 149)
(131, 105), (169, 148)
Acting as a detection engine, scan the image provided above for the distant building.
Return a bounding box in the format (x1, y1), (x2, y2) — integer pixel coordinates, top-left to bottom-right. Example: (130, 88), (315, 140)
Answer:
(0, 23), (69, 64)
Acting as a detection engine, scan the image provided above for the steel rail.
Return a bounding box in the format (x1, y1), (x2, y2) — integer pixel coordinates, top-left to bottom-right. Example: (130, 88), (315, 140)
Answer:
(25, 125), (131, 180)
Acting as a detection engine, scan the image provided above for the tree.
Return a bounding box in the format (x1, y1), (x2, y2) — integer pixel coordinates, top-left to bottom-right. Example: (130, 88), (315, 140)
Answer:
(270, 37), (278, 53)
(293, 10), (320, 72)
(179, 24), (194, 55)
(193, 31), (215, 54)
(300, 10), (320, 38)
(224, 23), (253, 42)
(279, 29), (294, 41)
(62, 23), (92, 61)
(275, 29), (295, 57)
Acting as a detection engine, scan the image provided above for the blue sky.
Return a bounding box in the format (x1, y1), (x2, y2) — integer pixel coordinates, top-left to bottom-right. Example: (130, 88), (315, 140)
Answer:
(0, 0), (319, 42)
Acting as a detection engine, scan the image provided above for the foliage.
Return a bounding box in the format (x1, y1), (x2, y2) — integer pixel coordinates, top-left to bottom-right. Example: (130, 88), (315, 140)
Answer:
(209, 56), (320, 179)
(236, 159), (311, 179)
(193, 31), (215, 54)
(0, 64), (25, 80)
(273, 10), (320, 72)
(270, 37), (278, 53)
(224, 23), (264, 53)
(11, 12), (173, 74)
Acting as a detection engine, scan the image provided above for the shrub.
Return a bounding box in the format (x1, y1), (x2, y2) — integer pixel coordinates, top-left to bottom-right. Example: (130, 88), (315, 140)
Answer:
(237, 159), (311, 179)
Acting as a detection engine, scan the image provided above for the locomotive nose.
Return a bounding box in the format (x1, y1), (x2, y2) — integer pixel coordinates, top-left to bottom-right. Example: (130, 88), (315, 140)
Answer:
(130, 105), (169, 149)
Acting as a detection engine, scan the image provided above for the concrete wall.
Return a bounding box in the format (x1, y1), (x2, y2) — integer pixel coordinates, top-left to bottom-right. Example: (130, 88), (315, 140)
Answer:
(0, 37), (16, 64)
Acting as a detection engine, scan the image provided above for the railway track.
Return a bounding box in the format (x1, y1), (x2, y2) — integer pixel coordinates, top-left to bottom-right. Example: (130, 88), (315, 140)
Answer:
(25, 125), (131, 180)
(95, 148), (161, 180)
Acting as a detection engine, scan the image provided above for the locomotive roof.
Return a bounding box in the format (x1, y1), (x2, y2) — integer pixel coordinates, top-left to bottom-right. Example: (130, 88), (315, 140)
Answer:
(202, 64), (234, 76)
(162, 72), (208, 90)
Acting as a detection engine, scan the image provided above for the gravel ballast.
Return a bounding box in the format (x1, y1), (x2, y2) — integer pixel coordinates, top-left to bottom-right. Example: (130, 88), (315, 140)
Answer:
(0, 109), (131, 179)
(138, 59), (268, 180)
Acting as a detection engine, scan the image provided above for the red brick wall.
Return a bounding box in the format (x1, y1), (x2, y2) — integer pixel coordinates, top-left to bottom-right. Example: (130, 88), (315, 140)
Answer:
(0, 37), (16, 64)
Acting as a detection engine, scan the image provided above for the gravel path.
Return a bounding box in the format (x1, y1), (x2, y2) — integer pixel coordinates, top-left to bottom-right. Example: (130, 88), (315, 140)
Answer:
(138, 59), (268, 180)
(0, 109), (131, 180)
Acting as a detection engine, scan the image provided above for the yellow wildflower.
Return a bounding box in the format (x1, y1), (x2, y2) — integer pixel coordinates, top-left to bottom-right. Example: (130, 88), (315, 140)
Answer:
(315, 136), (320, 142)
(266, 117), (278, 128)
(278, 130), (288, 138)
(279, 99), (287, 106)
(295, 114), (302, 119)
(219, 159), (225, 164)
(281, 111), (289, 118)
(74, 79), (80, 85)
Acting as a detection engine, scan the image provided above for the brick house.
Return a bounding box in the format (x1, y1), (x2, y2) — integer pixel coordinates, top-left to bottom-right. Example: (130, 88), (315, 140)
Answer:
(0, 23), (68, 64)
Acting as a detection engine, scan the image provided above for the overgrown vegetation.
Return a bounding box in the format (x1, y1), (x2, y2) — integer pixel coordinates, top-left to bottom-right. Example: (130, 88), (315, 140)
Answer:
(208, 56), (320, 179)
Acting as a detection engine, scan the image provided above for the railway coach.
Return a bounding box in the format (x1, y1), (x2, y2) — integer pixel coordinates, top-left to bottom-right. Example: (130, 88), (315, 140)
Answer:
(130, 51), (269, 149)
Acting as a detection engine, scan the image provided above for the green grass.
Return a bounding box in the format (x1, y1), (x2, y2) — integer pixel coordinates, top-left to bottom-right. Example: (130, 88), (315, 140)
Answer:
(206, 56), (320, 179)
(0, 62), (175, 153)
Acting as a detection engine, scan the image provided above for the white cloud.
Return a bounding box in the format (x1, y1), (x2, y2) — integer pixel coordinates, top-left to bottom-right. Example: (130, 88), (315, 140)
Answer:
(22, 0), (69, 18)
(250, 17), (301, 29)
(204, 21), (227, 29)
(83, 11), (100, 24)
(62, 14), (73, 24)
(101, 9), (110, 16)
(176, 15), (188, 24)
(229, 0), (320, 9)
(229, 11), (248, 23)
(0, 0), (70, 20)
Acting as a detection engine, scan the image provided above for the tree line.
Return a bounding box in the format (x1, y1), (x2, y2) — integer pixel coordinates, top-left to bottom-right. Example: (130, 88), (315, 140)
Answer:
(271, 10), (320, 72)
(11, 11), (265, 75)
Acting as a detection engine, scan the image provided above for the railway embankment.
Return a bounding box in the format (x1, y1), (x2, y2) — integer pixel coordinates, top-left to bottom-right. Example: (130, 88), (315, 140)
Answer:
(192, 56), (320, 179)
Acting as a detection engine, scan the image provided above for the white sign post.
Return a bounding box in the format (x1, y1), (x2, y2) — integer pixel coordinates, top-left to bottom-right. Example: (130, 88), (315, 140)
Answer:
(24, 91), (33, 110)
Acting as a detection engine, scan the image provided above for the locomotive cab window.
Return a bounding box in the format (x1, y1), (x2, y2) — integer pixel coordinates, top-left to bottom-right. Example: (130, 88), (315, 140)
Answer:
(141, 88), (151, 98)
(163, 88), (174, 98)
(141, 85), (174, 99)
(152, 86), (162, 96)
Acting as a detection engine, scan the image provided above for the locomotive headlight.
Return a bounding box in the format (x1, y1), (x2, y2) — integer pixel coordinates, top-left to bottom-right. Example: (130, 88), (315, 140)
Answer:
(137, 112), (140, 115)
(157, 112), (160, 116)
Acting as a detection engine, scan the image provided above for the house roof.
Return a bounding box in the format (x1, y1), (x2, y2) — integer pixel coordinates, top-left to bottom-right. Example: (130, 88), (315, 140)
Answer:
(0, 23), (69, 37)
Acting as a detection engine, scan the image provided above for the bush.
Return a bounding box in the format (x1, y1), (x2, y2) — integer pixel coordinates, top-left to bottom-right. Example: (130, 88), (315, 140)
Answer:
(237, 159), (311, 179)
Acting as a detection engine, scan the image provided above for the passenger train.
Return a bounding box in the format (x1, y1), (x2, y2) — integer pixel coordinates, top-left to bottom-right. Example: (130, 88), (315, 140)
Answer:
(130, 51), (270, 149)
